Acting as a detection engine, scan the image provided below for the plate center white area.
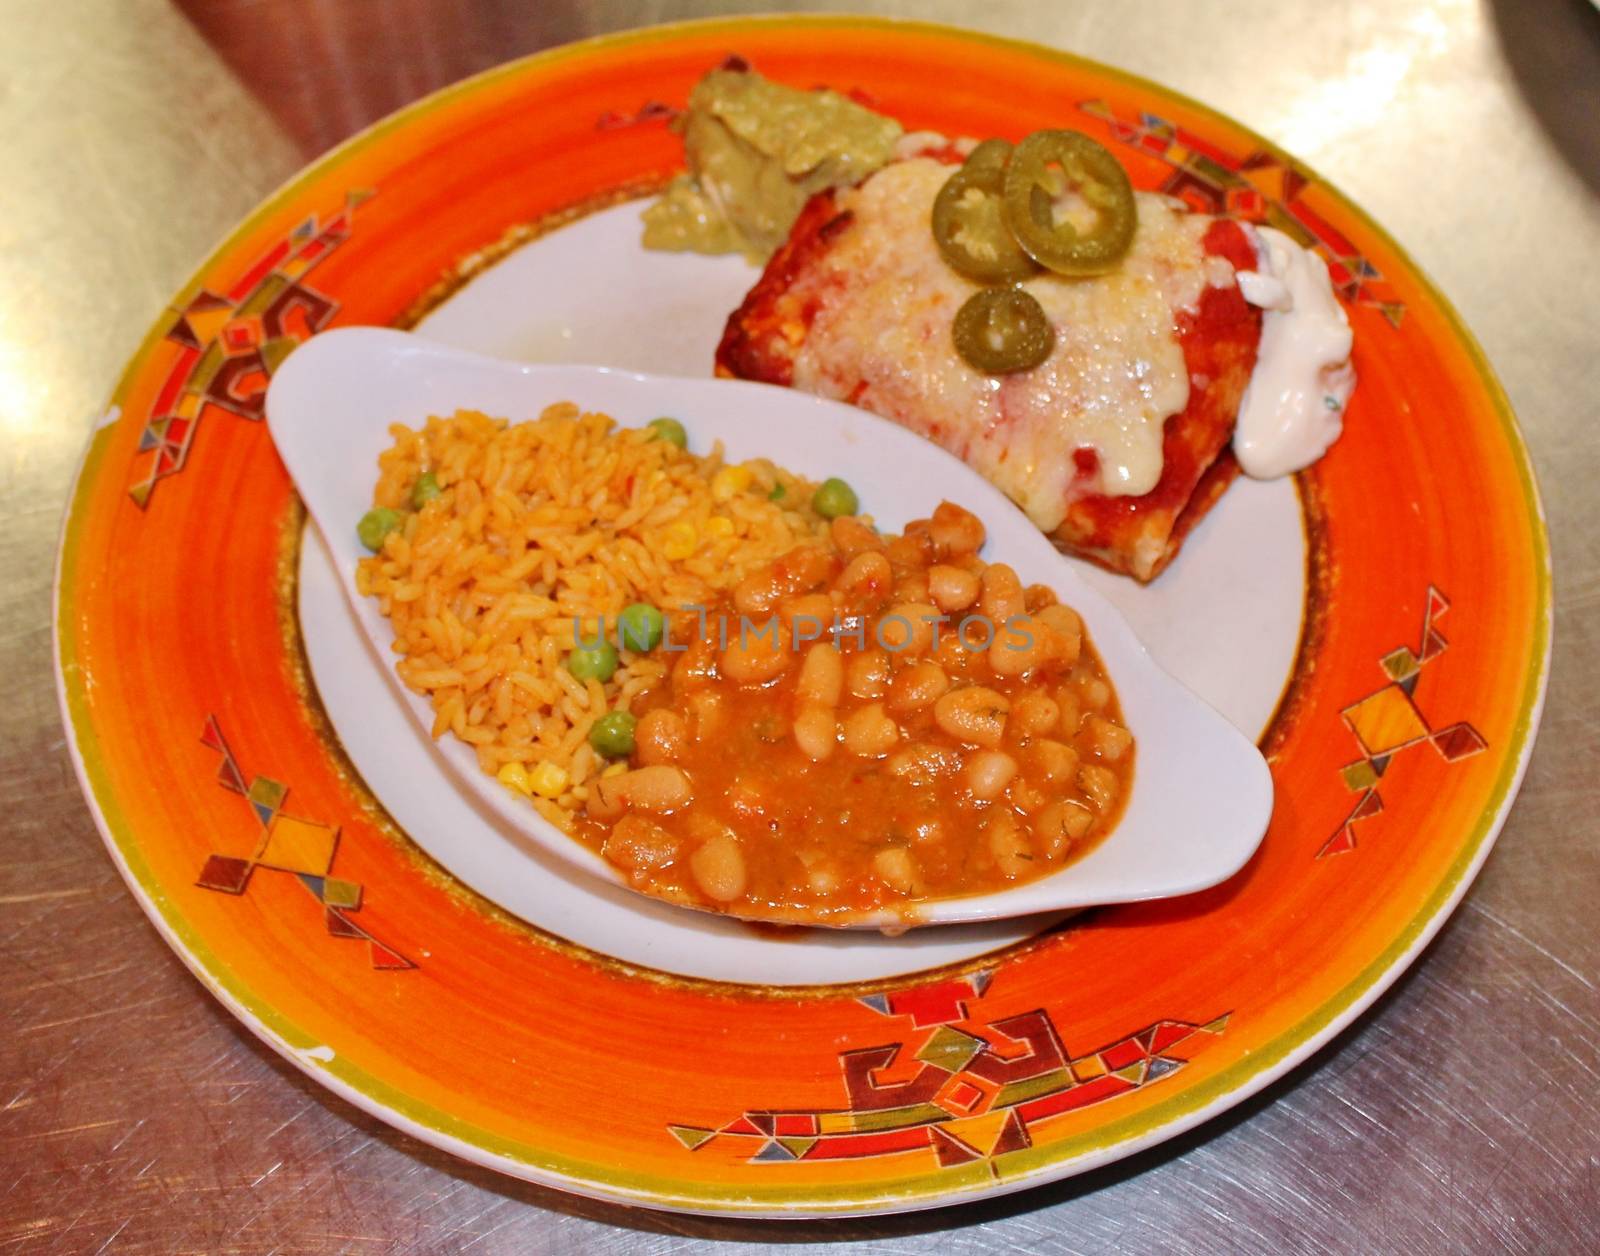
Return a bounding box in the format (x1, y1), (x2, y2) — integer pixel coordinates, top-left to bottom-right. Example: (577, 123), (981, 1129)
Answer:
(296, 198), (1305, 986)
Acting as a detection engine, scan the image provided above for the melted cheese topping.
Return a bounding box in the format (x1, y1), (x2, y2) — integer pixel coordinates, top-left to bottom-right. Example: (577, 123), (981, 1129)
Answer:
(790, 160), (1235, 528)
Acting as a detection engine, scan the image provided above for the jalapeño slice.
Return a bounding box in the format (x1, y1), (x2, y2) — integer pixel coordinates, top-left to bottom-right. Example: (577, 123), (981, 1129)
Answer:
(952, 286), (1055, 374)
(1001, 129), (1136, 276)
(931, 140), (1040, 284)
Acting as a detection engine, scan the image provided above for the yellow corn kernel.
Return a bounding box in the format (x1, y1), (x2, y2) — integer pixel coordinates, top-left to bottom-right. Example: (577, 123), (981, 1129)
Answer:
(705, 515), (735, 538)
(497, 762), (533, 795)
(529, 761), (569, 799)
(711, 464), (753, 501)
(662, 520), (697, 560)
(601, 762), (629, 778)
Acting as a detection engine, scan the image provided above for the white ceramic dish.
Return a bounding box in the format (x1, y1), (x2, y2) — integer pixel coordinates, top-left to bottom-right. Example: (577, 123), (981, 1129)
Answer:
(266, 326), (1274, 928)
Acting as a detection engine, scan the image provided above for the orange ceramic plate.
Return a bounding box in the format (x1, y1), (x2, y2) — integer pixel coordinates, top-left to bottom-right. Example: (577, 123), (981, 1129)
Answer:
(54, 17), (1549, 1215)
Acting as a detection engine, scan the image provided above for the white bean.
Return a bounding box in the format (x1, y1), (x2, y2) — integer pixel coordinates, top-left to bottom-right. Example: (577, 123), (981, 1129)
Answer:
(928, 564), (980, 613)
(834, 550), (891, 599)
(602, 815), (679, 875)
(1085, 714), (1133, 762)
(1010, 690), (1060, 736)
(977, 563), (1026, 625)
(796, 644), (844, 707)
(846, 649), (892, 700)
(721, 630), (791, 684)
(887, 660), (949, 713)
(1036, 800), (1094, 860)
(930, 502), (985, 556)
(1078, 762), (1120, 812)
(690, 832), (748, 902)
(965, 749), (1018, 800)
(792, 705), (839, 761)
(635, 709), (688, 765)
(1024, 738), (1079, 788)
(873, 846), (920, 894)
(620, 764), (693, 812)
(842, 703), (900, 756)
(933, 685), (1010, 747)
(986, 812), (1033, 878)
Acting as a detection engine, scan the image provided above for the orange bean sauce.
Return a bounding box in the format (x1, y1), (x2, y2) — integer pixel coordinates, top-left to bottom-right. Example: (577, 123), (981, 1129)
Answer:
(572, 503), (1134, 922)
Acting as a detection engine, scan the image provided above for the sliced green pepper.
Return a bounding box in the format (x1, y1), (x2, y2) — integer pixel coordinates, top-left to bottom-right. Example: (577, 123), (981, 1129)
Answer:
(962, 137), (1014, 174)
(952, 286), (1055, 374)
(931, 141), (1040, 284)
(1001, 130), (1136, 276)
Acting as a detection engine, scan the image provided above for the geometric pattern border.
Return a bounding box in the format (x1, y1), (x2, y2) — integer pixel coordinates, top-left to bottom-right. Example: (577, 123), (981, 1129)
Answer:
(671, 970), (1227, 1176)
(1079, 99), (1406, 326)
(1320, 586), (1487, 857)
(195, 715), (415, 970)
(128, 188), (371, 508)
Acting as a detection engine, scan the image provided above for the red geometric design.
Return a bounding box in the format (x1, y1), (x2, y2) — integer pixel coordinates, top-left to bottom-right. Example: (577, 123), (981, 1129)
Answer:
(1225, 186), (1267, 219)
(1099, 1037), (1146, 1072)
(941, 1080), (984, 1114)
(841, 1044), (946, 1111)
(990, 1108), (1032, 1157)
(215, 756), (247, 794)
(882, 979), (975, 1027)
(674, 970), (1227, 1178)
(1016, 1072), (1136, 1121)
(805, 1128), (927, 1160)
(193, 717), (415, 971)
(1146, 1019), (1200, 1054)
(933, 1073), (998, 1118)
(196, 854), (252, 894)
(928, 1125), (982, 1167)
(221, 315), (264, 354)
(185, 291), (231, 314)
(1320, 826), (1358, 857)
(1431, 723), (1488, 762)
(326, 907), (365, 938)
(1350, 790), (1384, 821)
(964, 1011), (1067, 1086)
(368, 941), (417, 972)
(1077, 99), (1404, 325)
(128, 189), (370, 508)
(1320, 588), (1485, 858)
(199, 713), (227, 751)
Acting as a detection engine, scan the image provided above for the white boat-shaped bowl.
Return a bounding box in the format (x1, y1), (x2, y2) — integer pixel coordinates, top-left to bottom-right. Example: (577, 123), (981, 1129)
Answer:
(265, 326), (1273, 928)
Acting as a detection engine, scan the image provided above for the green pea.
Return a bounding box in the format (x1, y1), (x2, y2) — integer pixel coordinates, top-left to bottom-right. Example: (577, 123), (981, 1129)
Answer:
(647, 417), (688, 448)
(410, 470), (441, 508)
(768, 482), (786, 501)
(588, 710), (637, 758)
(617, 602), (665, 652)
(566, 640), (619, 683)
(811, 477), (859, 519)
(357, 507), (405, 551)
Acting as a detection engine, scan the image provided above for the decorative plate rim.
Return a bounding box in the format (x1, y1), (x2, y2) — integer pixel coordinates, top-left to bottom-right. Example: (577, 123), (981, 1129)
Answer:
(52, 13), (1552, 1216)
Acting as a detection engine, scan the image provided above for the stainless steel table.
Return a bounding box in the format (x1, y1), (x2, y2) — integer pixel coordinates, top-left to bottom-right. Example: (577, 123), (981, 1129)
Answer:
(4, 0), (1597, 1250)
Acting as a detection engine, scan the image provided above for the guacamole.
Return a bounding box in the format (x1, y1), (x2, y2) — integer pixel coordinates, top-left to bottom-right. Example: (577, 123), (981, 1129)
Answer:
(641, 68), (903, 262)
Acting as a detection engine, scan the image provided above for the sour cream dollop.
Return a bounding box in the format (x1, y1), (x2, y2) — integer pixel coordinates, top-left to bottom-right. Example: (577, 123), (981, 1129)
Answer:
(1233, 226), (1357, 479)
